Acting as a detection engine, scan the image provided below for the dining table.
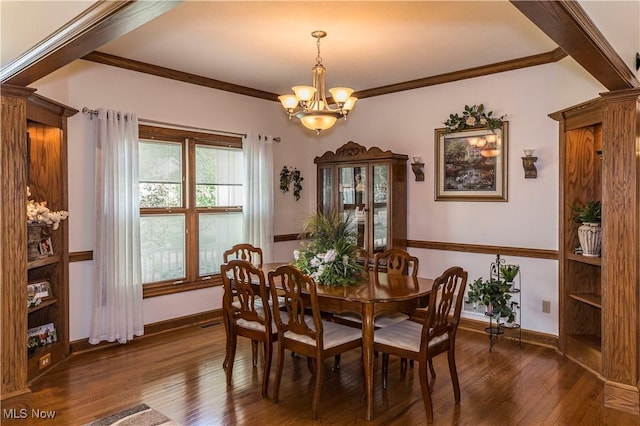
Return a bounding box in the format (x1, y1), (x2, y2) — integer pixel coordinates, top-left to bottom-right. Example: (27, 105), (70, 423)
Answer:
(261, 262), (435, 421)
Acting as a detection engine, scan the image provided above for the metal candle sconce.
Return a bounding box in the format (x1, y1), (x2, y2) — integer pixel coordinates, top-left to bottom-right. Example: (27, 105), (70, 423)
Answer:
(411, 156), (425, 181)
(522, 149), (538, 179)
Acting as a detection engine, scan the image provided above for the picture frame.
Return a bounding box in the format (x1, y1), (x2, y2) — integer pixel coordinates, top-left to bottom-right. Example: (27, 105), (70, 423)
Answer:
(27, 279), (52, 308)
(27, 322), (57, 352)
(38, 237), (54, 256)
(28, 279), (52, 300)
(435, 121), (508, 201)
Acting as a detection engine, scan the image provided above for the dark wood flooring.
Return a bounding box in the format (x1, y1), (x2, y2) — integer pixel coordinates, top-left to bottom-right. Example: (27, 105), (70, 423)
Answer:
(3, 322), (639, 425)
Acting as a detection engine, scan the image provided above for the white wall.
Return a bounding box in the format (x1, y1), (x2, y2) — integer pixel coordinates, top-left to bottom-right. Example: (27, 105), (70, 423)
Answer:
(32, 32), (612, 341)
(34, 60), (313, 340)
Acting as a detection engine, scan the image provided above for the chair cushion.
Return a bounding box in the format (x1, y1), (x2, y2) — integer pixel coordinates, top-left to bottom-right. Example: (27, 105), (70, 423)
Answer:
(334, 311), (409, 328)
(284, 319), (362, 349)
(373, 320), (448, 353)
(236, 310), (288, 332)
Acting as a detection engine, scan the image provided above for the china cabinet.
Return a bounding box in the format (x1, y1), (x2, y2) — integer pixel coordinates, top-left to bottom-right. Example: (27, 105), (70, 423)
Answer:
(315, 141), (408, 254)
(550, 88), (640, 414)
(1, 85), (76, 400)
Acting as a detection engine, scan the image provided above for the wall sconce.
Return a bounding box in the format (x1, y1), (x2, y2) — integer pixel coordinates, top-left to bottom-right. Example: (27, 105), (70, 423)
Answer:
(522, 149), (538, 179)
(411, 156), (425, 181)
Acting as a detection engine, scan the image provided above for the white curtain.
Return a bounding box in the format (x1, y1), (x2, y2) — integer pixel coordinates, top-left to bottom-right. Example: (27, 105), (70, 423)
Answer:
(89, 109), (144, 344)
(243, 133), (274, 262)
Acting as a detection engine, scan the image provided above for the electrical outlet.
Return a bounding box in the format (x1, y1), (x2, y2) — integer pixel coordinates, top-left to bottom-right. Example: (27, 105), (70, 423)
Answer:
(542, 300), (551, 313)
(39, 353), (51, 370)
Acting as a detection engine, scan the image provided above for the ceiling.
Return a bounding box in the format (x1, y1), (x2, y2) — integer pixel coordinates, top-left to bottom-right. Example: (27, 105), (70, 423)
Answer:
(2, 1), (559, 97)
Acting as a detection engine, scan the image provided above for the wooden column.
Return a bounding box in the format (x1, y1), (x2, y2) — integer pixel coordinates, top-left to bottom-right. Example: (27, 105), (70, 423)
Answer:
(1, 85), (34, 399)
(601, 88), (640, 414)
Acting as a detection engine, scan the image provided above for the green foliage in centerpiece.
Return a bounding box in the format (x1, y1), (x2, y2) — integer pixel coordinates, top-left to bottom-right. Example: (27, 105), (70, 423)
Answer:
(293, 211), (365, 286)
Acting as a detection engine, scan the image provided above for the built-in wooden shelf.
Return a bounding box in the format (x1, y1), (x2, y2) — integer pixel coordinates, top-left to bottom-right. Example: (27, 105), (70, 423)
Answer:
(566, 253), (601, 266)
(28, 298), (58, 314)
(27, 255), (61, 270)
(568, 292), (601, 309)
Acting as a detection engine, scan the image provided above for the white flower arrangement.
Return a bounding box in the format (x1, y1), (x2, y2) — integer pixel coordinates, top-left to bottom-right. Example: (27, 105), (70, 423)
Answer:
(292, 212), (365, 286)
(26, 187), (68, 230)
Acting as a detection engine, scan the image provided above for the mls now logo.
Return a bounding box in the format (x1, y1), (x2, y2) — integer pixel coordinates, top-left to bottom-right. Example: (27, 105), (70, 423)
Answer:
(3, 408), (28, 419)
(3, 408), (56, 419)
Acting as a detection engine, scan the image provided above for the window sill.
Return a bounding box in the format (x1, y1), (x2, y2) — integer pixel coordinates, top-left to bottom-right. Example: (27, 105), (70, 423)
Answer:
(143, 275), (222, 298)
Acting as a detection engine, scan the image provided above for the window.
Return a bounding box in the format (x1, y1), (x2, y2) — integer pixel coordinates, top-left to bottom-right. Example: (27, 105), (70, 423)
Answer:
(138, 125), (244, 297)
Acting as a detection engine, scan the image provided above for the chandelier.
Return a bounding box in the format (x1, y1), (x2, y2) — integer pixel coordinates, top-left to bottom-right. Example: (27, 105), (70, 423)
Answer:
(278, 31), (357, 134)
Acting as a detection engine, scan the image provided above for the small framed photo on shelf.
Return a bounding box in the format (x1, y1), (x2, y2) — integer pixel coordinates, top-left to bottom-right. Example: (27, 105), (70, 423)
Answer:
(38, 237), (54, 256)
(27, 322), (57, 352)
(27, 279), (52, 301)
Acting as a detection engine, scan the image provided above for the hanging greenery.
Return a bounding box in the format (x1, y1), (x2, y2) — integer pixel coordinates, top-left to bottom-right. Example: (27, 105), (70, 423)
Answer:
(443, 104), (506, 133)
(279, 165), (304, 201)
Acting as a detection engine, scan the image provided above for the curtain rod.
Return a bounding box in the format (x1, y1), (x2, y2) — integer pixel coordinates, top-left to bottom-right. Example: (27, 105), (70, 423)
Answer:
(81, 107), (279, 141)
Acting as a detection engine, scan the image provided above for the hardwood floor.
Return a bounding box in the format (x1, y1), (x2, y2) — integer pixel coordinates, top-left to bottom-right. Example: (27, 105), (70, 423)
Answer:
(3, 323), (638, 425)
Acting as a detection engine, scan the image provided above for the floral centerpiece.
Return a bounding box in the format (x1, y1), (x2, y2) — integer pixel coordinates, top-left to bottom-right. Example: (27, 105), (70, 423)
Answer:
(293, 211), (365, 286)
(443, 104), (506, 133)
(26, 187), (68, 230)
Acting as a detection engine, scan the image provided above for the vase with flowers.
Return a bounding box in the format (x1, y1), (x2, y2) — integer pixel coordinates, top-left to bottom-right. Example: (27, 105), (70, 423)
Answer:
(293, 211), (365, 286)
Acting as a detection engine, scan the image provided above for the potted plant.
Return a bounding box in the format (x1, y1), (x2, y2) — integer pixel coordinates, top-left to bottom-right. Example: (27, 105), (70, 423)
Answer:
(570, 200), (602, 257)
(466, 277), (516, 323)
(571, 200), (601, 224)
(499, 264), (519, 283)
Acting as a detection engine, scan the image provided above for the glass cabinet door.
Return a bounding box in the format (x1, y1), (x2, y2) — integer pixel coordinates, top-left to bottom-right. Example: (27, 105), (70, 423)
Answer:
(318, 166), (333, 215)
(372, 164), (389, 253)
(338, 165), (368, 250)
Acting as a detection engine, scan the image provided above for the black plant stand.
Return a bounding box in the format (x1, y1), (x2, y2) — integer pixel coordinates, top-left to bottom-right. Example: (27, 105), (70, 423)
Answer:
(484, 254), (524, 352)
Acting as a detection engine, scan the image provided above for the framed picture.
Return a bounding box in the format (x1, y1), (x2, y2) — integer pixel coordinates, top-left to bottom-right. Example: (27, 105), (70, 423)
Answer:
(435, 121), (508, 201)
(27, 279), (52, 308)
(38, 237), (54, 256)
(27, 322), (57, 350)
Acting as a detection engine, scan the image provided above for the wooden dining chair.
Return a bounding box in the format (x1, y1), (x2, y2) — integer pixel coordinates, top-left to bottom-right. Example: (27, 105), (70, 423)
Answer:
(373, 248), (419, 278)
(373, 266), (468, 424)
(332, 248), (418, 369)
(223, 243), (272, 366)
(221, 259), (276, 398)
(223, 243), (263, 267)
(267, 265), (363, 420)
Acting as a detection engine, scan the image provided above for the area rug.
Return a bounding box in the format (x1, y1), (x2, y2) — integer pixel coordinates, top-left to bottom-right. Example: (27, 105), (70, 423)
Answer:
(85, 403), (182, 426)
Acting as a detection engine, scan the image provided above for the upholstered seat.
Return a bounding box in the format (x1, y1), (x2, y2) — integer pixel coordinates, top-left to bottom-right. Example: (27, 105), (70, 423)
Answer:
(268, 265), (363, 420)
(373, 266), (468, 424)
(221, 259), (275, 398)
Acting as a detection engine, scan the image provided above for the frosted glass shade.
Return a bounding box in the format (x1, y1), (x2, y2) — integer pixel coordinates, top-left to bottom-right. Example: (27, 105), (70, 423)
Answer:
(278, 95), (298, 111)
(329, 87), (354, 103)
(292, 86), (316, 101)
(343, 97), (358, 111)
(300, 114), (338, 132)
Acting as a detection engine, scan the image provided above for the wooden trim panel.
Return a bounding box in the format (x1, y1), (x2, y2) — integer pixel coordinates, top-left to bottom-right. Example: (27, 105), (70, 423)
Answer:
(407, 239), (558, 260)
(356, 48), (567, 99)
(69, 309), (224, 354)
(459, 317), (559, 349)
(274, 233), (302, 243)
(143, 275), (222, 299)
(1, 1), (181, 86)
(69, 250), (93, 262)
(83, 51), (278, 102)
(510, 0), (639, 91)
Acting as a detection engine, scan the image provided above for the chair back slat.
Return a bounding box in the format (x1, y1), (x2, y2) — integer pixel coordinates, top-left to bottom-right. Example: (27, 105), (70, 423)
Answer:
(422, 266), (467, 347)
(268, 265), (323, 345)
(223, 243), (264, 268)
(373, 248), (419, 277)
(221, 260), (270, 327)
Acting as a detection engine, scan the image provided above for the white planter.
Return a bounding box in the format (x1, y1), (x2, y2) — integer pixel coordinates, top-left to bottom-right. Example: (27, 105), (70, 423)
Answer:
(578, 222), (602, 257)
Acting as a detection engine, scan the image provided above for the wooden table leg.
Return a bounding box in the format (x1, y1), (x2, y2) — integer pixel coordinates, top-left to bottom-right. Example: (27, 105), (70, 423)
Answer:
(362, 303), (375, 420)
